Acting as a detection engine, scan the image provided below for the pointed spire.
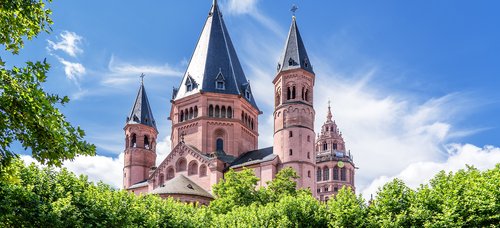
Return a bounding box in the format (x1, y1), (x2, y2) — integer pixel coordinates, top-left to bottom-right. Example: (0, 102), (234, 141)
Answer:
(278, 15), (314, 74)
(127, 77), (157, 130)
(174, 1), (259, 110)
(327, 100), (333, 121)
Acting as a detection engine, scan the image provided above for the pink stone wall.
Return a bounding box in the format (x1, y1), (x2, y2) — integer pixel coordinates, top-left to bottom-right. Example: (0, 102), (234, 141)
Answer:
(316, 161), (356, 202)
(169, 93), (259, 157)
(123, 124), (157, 189)
(273, 68), (317, 196)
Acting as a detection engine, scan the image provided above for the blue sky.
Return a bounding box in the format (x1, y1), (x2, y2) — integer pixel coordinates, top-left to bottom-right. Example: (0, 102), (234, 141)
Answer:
(7, 0), (500, 198)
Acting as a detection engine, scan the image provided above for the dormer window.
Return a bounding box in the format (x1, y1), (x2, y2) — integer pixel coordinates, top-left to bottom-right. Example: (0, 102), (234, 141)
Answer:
(245, 89), (251, 100)
(215, 69), (225, 90)
(288, 58), (294, 66)
(185, 75), (196, 92)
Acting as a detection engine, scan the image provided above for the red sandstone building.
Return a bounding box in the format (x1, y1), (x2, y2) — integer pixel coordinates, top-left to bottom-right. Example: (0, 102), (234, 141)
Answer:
(123, 0), (355, 203)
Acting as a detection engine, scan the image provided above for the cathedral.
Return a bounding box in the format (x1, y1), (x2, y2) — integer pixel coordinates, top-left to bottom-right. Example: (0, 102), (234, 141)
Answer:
(122, 1), (355, 204)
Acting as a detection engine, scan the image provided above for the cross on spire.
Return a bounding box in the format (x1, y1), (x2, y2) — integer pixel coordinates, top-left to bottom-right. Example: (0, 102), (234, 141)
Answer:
(291, 4), (298, 16)
(140, 73), (145, 84)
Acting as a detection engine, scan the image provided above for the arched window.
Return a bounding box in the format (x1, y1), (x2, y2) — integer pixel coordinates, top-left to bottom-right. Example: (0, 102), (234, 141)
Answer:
(159, 174), (165, 187)
(216, 138), (224, 151)
(167, 167), (175, 180)
(209, 105), (214, 117)
(341, 167), (347, 181)
(333, 143), (338, 150)
(308, 170), (311, 178)
(331, 126), (334, 132)
(241, 112), (244, 121)
(180, 110), (184, 122)
(221, 106), (226, 118)
(199, 165), (207, 177)
(251, 120), (254, 130)
(323, 166), (330, 181)
(188, 161), (198, 176)
(289, 131), (293, 137)
(245, 89), (251, 100)
(194, 106), (198, 118)
(305, 89), (309, 101)
(227, 106), (232, 118)
(189, 107), (194, 119)
(185, 109), (189, 120)
(275, 92), (280, 106)
(289, 149), (293, 156)
(333, 167), (339, 180)
(301, 87), (305, 100)
(292, 86), (296, 99)
(215, 105), (220, 118)
(176, 158), (187, 172)
(323, 142), (328, 151)
(144, 135), (149, 149)
(307, 135), (311, 142)
(307, 152), (310, 159)
(131, 134), (136, 147)
(287, 87), (291, 100)
(186, 80), (193, 91)
(316, 168), (322, 181)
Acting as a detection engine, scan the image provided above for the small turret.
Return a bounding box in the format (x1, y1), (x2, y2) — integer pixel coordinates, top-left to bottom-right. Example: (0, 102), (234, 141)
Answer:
(123, 77), (158, 190)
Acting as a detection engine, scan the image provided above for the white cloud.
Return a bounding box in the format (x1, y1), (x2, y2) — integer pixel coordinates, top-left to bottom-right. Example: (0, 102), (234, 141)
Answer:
(47, 31), (83, 57)
(361, 144), (500, 200)
(63, 153), (124, 188)
(20, 153), (124, 189)
(155, 135), (172, 165)
(102, 55), (183, 86)
(56, 56), (86, 84)
(225, 0), (258, 15)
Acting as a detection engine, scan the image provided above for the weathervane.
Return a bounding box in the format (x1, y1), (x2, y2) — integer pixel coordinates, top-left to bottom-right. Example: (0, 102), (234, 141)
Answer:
(140, 73), (145, 84)
(291, 4), (298, 16)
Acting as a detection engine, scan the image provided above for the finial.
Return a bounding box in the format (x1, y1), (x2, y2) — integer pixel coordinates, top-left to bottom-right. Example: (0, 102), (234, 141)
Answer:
(291, 4), (298, 17)
(327, 99), (333, 121)
(140, 73), (145, 84)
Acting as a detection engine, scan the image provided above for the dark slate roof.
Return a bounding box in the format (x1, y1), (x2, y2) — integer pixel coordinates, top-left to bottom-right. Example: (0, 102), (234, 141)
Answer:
(150, 175), (213, 199)
(277, 16), (314, 74)
(229, 147), (276, 168)
(127, 82), (157, 130)
(127, 180), (148, 190)
(173, 1), (259, 110)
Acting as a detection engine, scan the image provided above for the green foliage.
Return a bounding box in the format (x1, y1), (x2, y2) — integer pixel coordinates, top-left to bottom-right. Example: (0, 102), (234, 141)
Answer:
(0, 0), (53, 54)
(410, 165), (500, 227)
(1, 160), (499, 227)
(0, 0), (95, 169)
(210, 168), (260, 214)
(326, 186), (367, 227)
(368, 178), (416, 227)
(265, 166), (300, 202)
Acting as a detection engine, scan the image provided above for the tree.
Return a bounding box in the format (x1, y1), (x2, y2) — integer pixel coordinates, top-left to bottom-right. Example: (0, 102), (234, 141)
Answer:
(0, 0), (95, 170)
(326, 186), (367, 227)
(265, 166), (300, 202)
(368, 178), (416, 227)
(210, 168), (260, 214)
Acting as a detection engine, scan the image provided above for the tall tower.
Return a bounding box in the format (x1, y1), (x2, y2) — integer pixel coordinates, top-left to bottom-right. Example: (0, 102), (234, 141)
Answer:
(316, 103), (355, 201)
(123, 79), (158, 189)
(169, 0), (260, 158)
(273, 15), (316, 193)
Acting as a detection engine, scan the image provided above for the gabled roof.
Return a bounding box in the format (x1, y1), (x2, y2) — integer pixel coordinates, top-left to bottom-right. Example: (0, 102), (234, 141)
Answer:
(173, 0), (259, 110)
(150, 174), (213, 199)
(127, 82), (157, 130)
(277, 16), (314, 74)
(229, 147), (276, 168)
